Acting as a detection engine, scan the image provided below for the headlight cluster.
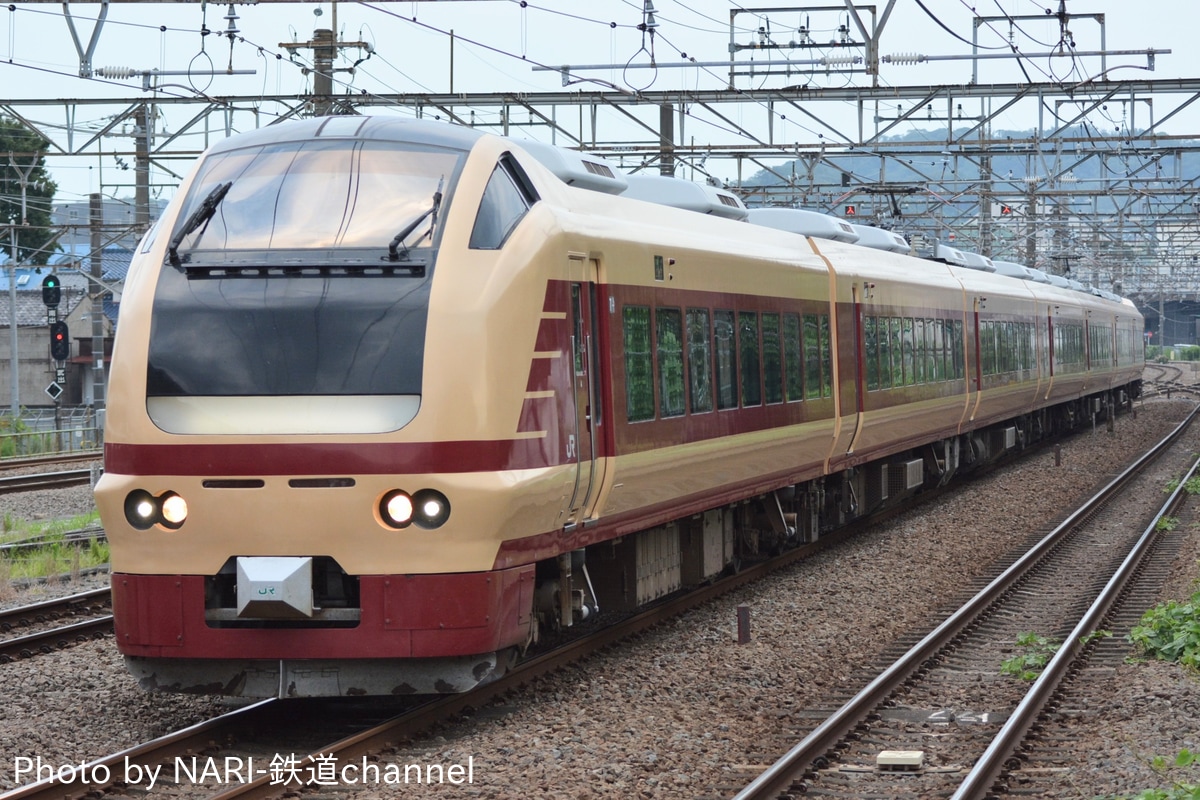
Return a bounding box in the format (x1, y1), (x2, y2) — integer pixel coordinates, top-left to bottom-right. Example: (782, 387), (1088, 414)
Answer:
(124, 489), (189, 530)
(378, 488), (451, 530)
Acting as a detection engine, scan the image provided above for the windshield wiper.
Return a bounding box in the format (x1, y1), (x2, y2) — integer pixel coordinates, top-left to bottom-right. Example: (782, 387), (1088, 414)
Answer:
(168, 181), (233, 267)
(387, 178), (444, 262)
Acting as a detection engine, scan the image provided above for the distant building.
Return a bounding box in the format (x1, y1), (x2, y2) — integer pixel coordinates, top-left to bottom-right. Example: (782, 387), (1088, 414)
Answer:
(50, 197), (166, 251)
(0, 254), (126, 408)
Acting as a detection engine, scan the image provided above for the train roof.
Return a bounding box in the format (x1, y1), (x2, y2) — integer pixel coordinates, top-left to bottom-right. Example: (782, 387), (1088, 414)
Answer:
(960, 251), (997, 272)
(202, 115), (487, 156)
(620, 174), (749, 220)
(849, 224), (910, 253)
(511, 139), (629, 195)
(746, 207), (859, 243)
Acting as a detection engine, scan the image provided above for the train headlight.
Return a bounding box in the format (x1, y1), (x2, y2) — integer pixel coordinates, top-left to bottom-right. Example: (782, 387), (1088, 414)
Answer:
(413, 489), (451, 529)
(380, 490), (415, 529)
(124, 490), (158, 530)
(160, 492), (189, 529)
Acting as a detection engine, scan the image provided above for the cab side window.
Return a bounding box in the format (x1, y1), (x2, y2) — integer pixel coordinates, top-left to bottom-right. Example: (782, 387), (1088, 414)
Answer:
(469, 155), (538, 250)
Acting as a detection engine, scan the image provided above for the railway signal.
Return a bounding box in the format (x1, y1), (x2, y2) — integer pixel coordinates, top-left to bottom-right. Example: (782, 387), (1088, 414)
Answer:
(50, 321), (70, 362)
(41, 274), (61, 307)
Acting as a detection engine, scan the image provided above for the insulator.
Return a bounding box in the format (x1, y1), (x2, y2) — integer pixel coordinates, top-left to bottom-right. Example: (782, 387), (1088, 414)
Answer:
(96, 66), (137, 79)
(884, 52), (927, 66)
(224, 4), (240, 38)
(820, 54), (858, 67)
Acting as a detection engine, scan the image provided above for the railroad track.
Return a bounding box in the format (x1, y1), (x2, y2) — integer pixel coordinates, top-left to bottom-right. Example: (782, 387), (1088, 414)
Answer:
(0, 415), (1177, 800)
(0, 589), (112, 664)
(0, 452), (101, 471)
(729, 404), (1200, 800)
(0, 469), (94, 494)
(0, 527), (107, 558)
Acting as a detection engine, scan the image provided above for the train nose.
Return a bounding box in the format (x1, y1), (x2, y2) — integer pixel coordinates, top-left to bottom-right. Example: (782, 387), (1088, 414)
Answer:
(236, 556), (314, 619)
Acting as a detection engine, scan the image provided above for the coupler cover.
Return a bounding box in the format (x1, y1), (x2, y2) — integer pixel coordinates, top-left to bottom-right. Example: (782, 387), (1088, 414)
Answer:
(237, 556), (314, 619)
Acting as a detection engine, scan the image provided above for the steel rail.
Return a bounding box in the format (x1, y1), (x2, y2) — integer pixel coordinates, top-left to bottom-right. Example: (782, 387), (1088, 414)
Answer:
(732, 403), (1200, 800)
(0, 469), (93, 494)
(952, 420), (1200, 799)
(0, 699), (279, 800)
(0, 452), (101, 470)
(0, 588), (110, 632)
(0, 616), (112, 663)
(0, 528), (107, 558)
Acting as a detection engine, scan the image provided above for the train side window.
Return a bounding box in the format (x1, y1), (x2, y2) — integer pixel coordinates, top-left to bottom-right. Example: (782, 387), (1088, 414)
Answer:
(889, 317), (903, 389)
(1003, 322), (1014, 373)
(803, 314), (821, 399)
(657, 307), (686, 418)
(739, 311), (762, 407)
(981, 320), (995, 376)
(469, 155), (537, 250)
(687, 308), (714, 413)
(715, 310), (737, 410)
(784, 313), (804, 400)
(914, 319), (926, 384)
(878, 317), (892, 389)
(902, 318), (915, 385)
(923, 319), (936, 382)
(820, 314), (832, 398)
(952, 320), (965, 379)
(864, 316), (879, 392)
(623, 306), (654, 422)
(762, 313), (783, 404)
(932, 319), (946, 382)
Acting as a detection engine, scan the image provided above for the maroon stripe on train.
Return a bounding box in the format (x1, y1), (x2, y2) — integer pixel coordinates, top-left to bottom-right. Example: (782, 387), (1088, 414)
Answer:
(104, 439), (562, 476)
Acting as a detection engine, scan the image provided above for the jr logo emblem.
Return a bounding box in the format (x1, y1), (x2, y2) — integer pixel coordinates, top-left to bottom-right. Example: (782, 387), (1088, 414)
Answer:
(567, 434), (576, 460)
(257, 586), (277, 596)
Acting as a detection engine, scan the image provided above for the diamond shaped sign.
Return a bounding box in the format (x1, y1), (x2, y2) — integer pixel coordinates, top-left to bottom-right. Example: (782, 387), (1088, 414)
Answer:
(44, 381), (63, 401)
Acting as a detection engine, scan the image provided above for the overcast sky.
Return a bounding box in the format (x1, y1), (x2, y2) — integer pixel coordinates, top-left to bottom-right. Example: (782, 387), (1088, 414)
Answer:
(1, 0), (1194, 202)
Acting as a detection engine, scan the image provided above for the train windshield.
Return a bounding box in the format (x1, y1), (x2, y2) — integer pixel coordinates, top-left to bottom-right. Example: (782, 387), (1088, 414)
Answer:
(167, 138), (465, 259)
(145, 138), (468, 435)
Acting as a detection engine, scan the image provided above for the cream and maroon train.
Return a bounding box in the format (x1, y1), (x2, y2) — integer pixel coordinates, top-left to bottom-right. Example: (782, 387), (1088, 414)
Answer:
(95, 116), (1143, 697)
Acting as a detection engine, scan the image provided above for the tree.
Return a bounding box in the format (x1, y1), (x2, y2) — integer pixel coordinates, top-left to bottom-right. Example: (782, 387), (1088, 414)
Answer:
(1, 116), (58, 265)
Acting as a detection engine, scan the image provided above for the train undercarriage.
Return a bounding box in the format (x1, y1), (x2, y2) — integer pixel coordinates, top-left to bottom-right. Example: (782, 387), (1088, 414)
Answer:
(530, 384), (1142, 642)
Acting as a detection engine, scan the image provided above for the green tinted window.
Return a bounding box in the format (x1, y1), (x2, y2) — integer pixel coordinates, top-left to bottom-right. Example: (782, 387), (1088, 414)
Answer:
(740, 311), (762, 407)
(657, 308), (685, 418)
(687, 308), (714, 413)
(623, 306), (653, 421)
(715, 310), (737, 410)
(784, 313), (803, 400)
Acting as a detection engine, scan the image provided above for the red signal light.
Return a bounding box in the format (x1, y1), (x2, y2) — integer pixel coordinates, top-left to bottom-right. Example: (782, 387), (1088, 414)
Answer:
(50, 321), (70, 361)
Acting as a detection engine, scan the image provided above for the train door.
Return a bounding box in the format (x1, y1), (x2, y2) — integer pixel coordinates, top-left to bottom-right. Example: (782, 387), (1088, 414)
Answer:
(1045, 308), (1056, 399)
(845, 281), (867, 455)
(564, 255), (604, 526)
(969, 297), (984, 421)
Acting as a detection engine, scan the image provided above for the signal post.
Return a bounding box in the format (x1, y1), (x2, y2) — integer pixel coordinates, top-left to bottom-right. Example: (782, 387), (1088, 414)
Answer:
(41, 274), (67, 426)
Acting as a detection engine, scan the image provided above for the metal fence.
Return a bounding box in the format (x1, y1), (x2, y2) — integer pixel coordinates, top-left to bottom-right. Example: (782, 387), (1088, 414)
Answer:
(0, 406), (104, 459)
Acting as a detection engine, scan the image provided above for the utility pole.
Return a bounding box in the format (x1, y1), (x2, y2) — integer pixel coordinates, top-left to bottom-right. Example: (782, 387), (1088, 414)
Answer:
(6, 224), (16, 417)
(89, 193), (105, 416)
(134, 103), (151, 231)
(279, 2), (371, 118)
(978, 151), (993, 256)
(659, 104), (675, 176)
(1024, 185), (1039, 270)
(6, 154), (36, 417)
